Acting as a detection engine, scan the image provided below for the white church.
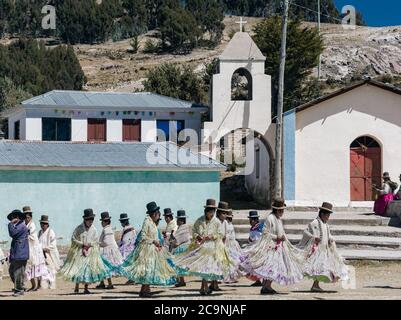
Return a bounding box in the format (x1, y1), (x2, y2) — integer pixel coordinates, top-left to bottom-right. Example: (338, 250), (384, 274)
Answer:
(3, 29), (401, 209)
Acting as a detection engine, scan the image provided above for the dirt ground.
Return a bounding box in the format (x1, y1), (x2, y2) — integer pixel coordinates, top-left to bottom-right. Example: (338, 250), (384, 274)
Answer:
(1, 261), (401, 300)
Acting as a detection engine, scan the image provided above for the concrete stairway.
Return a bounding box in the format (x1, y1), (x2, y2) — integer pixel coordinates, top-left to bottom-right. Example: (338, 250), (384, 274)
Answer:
(233, 210), (401, 260)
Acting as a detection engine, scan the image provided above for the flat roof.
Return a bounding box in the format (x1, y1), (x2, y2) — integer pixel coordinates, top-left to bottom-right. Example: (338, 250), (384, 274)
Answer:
(0, 140), (225, 171)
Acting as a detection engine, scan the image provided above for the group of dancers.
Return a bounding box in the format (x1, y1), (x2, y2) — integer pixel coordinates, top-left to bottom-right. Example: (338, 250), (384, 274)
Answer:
(4, 207), (61, 296)
(3, 198), (349, 297)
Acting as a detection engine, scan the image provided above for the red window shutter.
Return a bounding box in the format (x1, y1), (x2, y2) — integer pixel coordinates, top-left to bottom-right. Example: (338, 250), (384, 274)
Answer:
(88, 119), (106, 142)
(123, 119), (141, 141)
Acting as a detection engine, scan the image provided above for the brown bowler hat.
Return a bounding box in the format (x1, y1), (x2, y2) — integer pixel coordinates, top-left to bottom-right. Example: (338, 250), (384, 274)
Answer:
(204, 199), (217, 209)
(216, 201), (231, 213)
(319, 202), (333, 213)
(271, 198), (287, 210)
(39, 215), (49, 224)
(22, 206), (32, 214)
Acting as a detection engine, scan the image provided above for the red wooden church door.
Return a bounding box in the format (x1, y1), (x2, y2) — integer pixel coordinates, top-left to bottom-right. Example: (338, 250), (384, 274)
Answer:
(350, 136), (381, 201)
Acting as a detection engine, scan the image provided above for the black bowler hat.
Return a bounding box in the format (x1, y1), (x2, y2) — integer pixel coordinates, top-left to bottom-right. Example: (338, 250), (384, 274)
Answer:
(248, 211), (259, 219)
(7, 209), (24, 221)
(100, 212), (111, 221)
(146, 202), (160, 214)
(163, 208), (173, 217)
(119, 213), (129, 221)
(176, 210), (187, 218)
(83, 208), (96, 220)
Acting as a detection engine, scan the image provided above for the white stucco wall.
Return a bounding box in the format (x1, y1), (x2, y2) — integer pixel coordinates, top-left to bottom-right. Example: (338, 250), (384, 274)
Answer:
(107, 119), (123, 142)
(294, 84), (401, 206)
(141, 119), (157, 142)
(9, 109), (202, 142)
(25, 118), (42, 140)
(203, 60), (271, 144)
(245, 137), (271, 205)
(71, 119), (87, 141)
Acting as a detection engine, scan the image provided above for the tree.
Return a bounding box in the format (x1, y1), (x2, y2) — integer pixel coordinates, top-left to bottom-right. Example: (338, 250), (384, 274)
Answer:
(202, 58), (219, 89)
(186, 0), (225, 46)
(121, 0), (149, 35)
(56, 0), (118, 44)
(143, 63), (205, 103)
(130, 35), (139, 53)
(0, 39), (86, 96)
(0, 77), (32, 112)
(253, 17), (324, 112)
(159, 5), (200, 53)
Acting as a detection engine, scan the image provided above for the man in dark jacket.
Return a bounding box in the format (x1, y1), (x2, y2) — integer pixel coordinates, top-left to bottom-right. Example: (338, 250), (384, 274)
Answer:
(8, 209), (29, 296)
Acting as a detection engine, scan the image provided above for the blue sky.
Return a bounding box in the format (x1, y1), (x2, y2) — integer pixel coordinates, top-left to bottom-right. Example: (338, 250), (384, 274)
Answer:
(335, 0), (401, 26)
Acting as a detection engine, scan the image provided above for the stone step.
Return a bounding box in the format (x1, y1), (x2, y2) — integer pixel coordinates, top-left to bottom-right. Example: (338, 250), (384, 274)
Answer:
(234, 224), (401, 238)
(232, 211), (389, 227)
(339, 249), (401, 260)
(286, 234), (401, 249)
(233, 218), (387, 226)
(232, 210), (375, 216)
(285, 206), (373, 213)
(285, 224), (401, 237)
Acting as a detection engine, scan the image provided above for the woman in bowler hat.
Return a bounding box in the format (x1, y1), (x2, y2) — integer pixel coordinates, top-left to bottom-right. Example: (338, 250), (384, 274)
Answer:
(97, 212), (124, 290)
(170, 210), (192, 287)
(122, 202), (177, 298)
(222, 206), (245, 284)
(173, 199), (234, 295)
(241, 198), (304, 295)
(22, 206), (49, 291)
(297, 202), (349, 292)
(118, 213), (137, 260)
(60, 209), (111, 294)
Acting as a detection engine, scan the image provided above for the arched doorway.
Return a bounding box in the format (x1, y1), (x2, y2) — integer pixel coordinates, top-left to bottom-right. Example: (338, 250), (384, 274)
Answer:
(350, 136), (382, 201)
(218, 128), (273, 208)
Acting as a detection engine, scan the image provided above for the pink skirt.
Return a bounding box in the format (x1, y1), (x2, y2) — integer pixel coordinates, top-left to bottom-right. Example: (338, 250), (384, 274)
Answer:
(374, 193), (394, 216)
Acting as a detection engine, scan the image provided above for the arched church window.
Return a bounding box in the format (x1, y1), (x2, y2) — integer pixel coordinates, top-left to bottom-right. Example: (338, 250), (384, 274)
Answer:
(231, 68), (253, 101)
(350, 136), (380, 149)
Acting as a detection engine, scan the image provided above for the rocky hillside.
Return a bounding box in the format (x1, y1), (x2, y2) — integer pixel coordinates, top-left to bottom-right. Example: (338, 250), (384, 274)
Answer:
(5, 16), (400, 93)
(318, 23), (401, 81)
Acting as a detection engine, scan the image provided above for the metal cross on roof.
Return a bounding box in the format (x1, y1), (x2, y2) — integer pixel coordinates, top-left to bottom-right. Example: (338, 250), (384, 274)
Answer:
(235, 17), (247, 32)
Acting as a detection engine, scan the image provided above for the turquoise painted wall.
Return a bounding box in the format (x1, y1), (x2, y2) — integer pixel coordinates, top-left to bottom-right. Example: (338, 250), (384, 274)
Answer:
(0, 170), (220, 246)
